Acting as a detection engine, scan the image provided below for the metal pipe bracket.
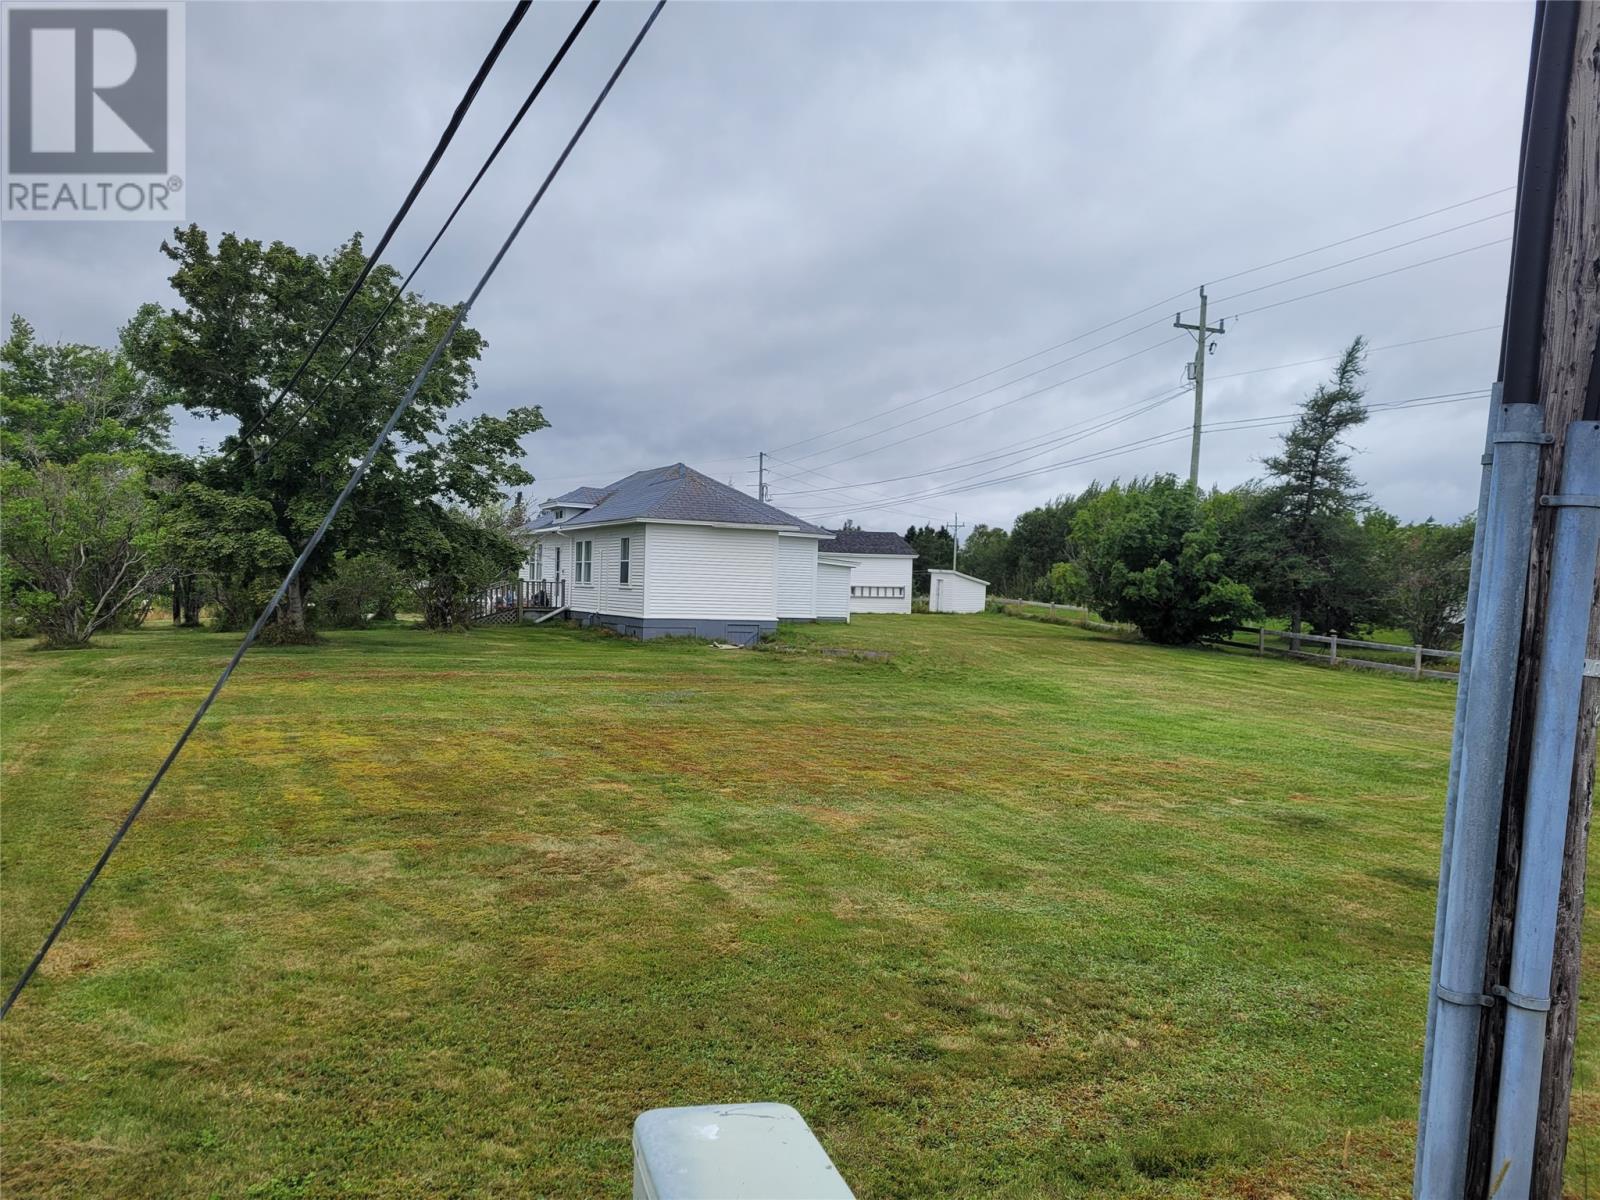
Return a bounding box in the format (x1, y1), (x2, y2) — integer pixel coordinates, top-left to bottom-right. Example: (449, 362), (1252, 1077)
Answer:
(1493, 983), (1553, 1013)
(1539, 493), (1600, 509)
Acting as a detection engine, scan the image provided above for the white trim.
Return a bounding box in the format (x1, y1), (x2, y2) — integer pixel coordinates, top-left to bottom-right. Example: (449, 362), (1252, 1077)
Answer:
(562, 517), (829, 536)
(927, 568), (990, 585)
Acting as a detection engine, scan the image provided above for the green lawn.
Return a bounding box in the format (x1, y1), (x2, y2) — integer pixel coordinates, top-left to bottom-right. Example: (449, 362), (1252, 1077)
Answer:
(2, 614), (1595, 1196)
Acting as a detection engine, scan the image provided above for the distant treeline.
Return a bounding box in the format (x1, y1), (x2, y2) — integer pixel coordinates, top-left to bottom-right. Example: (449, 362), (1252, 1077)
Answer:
(883, 338), (1473, 648)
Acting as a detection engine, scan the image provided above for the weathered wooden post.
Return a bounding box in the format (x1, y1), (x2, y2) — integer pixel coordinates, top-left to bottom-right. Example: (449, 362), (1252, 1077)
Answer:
(1416, 644), (1425, 679)
(1330, 634), (1338, 665)
(1257, 627), (1265, 656)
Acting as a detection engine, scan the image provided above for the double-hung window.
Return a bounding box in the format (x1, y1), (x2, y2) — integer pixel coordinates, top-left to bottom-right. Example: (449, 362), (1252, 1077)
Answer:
(575, 540), (593, 584)
(619, 537), (632, 585)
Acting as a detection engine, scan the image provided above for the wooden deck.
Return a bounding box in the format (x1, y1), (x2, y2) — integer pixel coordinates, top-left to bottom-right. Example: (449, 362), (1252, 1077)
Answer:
(472, 579), (567, 625)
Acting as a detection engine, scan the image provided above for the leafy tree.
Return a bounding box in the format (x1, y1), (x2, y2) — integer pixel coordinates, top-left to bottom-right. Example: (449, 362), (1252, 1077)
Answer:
(1045, 561), (1089, 606)
(959, 524), (1011, 592)
(0, 315), (172, 466)
(404, 506), (524, 630)
(1234, 338), (1385, 637)
(1, 454), (170, 647)
(1388, 516), (1475, 648)
(1, 319), (177, 644)
(161, 480), (292, 630)
(1071, 475), (1259, 644)
(125, 226), (547, 640)
(311, 552), (408, 629)
(904, 524), (954, 594)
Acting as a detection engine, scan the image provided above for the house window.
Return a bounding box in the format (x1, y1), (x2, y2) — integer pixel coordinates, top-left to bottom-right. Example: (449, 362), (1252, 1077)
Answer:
(619, 536), (631, 585)
(575, 540), (593, 584)
(851, 585), (905, 598)
(532, 545), (543, 579)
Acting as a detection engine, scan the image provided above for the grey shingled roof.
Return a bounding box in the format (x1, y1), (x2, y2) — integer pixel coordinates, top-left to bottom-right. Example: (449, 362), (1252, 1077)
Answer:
(816, 530), (916, 556)
(554, 463), (829, 534)
(548, 485), (609, 506)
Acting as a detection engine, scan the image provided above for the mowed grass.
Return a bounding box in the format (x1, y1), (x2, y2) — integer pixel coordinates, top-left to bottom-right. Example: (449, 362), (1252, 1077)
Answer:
(3, 614), (1598, 1197)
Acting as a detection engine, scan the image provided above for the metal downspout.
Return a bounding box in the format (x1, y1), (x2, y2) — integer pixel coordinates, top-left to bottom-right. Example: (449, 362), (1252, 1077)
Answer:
(1488, 421), (1600, 1197)
(1415, 391), (1504, 1186)
(1416, 402), (1548, 1196)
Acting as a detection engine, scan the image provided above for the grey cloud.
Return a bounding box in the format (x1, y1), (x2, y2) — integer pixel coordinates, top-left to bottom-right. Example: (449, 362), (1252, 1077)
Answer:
(2, 0), (1531, 531)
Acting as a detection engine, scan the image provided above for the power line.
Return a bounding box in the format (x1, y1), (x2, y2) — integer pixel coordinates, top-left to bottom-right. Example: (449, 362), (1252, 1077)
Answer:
(793, 227), (1512, 478)
(765, 288), (1193, 457)
(1204, 186), (1514, 289)
(772, 186), (1513, 465)
(763, 454), (947, 524)
(773, 323), (1499, 508)
(234, 1), (533, 449)
(790, 389), (1492, 521)
(796, 333), (1188, 473)
(1225, 237), (1511, 321)
(1199, 209), (1510, 309)
(238, 1), (600, 452)
(0, 0), (668, 1021)
(1207, 324), (1501, 383)
(770, 385), (1189, 498)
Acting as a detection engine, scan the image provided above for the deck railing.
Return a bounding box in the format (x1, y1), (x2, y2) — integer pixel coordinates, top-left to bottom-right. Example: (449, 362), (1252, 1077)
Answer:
(471, 579), (566, 623)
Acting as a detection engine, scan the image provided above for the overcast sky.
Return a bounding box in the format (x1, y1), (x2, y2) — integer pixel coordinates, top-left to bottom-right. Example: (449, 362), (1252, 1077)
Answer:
(1, 0), (1532, 534)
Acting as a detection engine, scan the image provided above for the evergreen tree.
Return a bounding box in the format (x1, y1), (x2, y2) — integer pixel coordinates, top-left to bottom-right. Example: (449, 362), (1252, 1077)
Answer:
(1236, 338), (1386, 637)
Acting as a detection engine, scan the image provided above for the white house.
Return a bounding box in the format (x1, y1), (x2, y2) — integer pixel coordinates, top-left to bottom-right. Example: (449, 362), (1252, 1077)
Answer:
(927, 568), (989, 613)
(814, 530), (916, 614)
(519, 464), (848, 644)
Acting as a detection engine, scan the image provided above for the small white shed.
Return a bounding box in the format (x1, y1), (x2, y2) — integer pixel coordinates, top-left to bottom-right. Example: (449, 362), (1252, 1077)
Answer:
(927, 569), (989, 614)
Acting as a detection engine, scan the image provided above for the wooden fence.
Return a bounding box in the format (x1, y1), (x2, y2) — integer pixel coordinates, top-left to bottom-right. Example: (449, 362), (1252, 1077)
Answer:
(1236, 624), (1461, 680)
(994, 599), (1459, 681)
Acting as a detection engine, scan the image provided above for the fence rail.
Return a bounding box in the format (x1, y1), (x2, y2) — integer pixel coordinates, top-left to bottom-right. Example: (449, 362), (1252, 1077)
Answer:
(1236, 624), (1460, 680)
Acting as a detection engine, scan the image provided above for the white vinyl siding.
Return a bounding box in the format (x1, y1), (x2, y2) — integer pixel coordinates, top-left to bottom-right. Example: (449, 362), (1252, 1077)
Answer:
(929, 569), (988, 613)
(846, 554), (914, 614)
(776, 535), (818, 620)
(815, 558), (852, 622)
(642, 524), (778, 621)
(568, 525), (645, 618)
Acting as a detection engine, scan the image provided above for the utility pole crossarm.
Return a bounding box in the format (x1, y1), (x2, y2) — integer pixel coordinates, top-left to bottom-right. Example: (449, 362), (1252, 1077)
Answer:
(1174, 286), (1228, 489)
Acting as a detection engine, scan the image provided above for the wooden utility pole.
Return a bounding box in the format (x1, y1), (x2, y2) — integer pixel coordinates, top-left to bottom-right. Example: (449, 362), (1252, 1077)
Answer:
(1466, 5), (1600, 1195)
(1174, 286), (1227, 488)
(950, 513), (965, 568)
(758, 451), (769, 502)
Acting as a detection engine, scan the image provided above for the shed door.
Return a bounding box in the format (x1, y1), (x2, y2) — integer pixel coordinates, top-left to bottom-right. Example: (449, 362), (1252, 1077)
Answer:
(934, 579), (943, 611)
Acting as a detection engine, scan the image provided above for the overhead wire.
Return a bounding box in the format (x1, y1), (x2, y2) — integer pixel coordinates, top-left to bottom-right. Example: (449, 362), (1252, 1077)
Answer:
(233, 1), (533, 449)
(774, 187), (1514, 465)
(0, 0), (668, 1021)
(791, 389), (1493, 521)
(235, 1), (599, 453)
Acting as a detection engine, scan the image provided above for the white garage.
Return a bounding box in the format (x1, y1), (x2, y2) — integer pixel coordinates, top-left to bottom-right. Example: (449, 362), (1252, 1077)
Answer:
(816, 530), (916, 614)
(928, 569), (989, 613)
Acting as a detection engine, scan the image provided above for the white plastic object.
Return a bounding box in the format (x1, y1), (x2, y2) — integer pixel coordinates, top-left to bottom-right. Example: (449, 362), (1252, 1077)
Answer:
(632, 1103), (854, 1200)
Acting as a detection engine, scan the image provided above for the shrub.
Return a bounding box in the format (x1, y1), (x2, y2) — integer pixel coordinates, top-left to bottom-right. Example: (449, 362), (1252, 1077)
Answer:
(1072, 475), (1260, 645)
(312, 554), (407, 629)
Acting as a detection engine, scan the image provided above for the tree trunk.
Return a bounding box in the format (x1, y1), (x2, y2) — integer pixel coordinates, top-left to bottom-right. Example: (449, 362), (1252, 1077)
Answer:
(282, 575), (307, 633)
